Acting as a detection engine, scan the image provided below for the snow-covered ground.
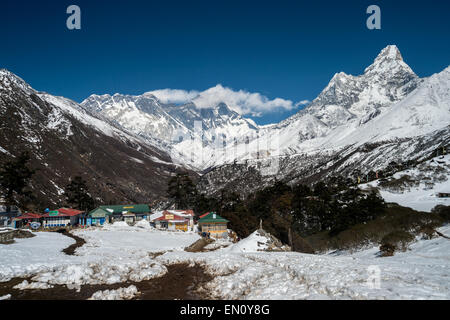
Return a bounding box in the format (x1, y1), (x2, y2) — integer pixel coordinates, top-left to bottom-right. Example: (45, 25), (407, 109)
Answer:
(0, 232), (75, 282)
(361, 154), (450, 212)
(378, 186), (450, 212)
(1, 222), (449, 299)
(159, 225), (450, 300)
(226, 230), (270, 253)
(0, 223), (199, 289)
(73, 222), (200, 260)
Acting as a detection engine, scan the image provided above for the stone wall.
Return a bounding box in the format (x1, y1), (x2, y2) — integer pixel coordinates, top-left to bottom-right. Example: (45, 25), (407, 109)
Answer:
(0, 228), (35, 244)
(0, 229), (15, 244)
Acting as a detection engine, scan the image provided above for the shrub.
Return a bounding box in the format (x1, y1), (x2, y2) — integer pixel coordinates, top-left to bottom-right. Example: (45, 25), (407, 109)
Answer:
(418, 225), (437, 240)
(380, 230), (415, 255)
(432, 205), (450, 223)
(379, 243), (396, 257)
(378, 175), (418, 192)
(292, 234), (315, 254)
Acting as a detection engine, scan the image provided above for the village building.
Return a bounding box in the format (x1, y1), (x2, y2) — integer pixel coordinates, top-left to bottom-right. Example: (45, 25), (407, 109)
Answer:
(169, 210), (194, 230)
(437, 192), (450, 198)
(149, 211), (164, 227)
(197, 212), (229, 239)
(150, 210), (194, 231)
(12, 213), (42, 229)
(86, 207), (110, 226)
(0, 205), (21, 227)
(42, 208), (84, 228)
(122, 212), (136, 225)
(198, 212), (209, 219)
(83, 204), (150, 226)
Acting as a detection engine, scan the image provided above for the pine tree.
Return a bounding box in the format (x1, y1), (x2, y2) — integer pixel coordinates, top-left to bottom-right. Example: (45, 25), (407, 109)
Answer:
(65, 176), (95, 211)
(193, 193), (217, 218)
(167, 173), (197, 209)
(219, 190), (241, 214)
(0, 151), (35, 212)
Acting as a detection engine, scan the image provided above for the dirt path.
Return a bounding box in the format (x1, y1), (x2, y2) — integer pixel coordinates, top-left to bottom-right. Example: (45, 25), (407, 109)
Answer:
(136, 263), (214, 299)
(0, 263), (214, 300)
(57, 229), (86, 255)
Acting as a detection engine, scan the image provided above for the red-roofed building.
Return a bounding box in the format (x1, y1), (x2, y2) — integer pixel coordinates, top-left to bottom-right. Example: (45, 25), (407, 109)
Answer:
(153, 211), (191, 231)
(42, 208), (84, 228)
(13, 213), (42, 229)
(15, 213), (42, 220)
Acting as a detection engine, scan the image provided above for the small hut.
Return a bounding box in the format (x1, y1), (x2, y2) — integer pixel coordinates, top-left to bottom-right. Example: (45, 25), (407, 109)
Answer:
(437, 193), (450, 198)
(197, 212), (229, 239)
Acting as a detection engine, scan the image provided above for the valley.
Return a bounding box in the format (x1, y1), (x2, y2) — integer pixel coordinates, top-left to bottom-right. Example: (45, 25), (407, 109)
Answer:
(1, 44), (449, 300)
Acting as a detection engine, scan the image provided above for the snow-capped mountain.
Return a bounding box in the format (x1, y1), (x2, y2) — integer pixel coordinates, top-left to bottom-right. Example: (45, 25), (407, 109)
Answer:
(82, 45), (446, 176)
(303, 45), (420, 127)
(196, 46), (450, 196)
(1, 44), (448, 203)
(81, 93), (259, 168)
(0, 69), (188, 207)
(258, 45), (422, 150)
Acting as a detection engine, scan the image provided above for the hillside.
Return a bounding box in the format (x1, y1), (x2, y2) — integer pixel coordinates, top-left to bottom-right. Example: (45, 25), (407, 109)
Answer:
(360, 154), (450, 212)
(0, 70), (189, 209)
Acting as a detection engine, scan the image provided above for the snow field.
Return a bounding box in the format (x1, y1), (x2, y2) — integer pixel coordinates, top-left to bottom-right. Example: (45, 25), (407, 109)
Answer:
(1, 223), (449, 299)
(0, 225), (200, 290)
(157, 225), (450, 299)
(0, 232), (76, 282)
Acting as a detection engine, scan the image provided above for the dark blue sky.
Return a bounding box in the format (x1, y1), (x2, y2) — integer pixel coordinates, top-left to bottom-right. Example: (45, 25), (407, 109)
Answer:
(1, 0), (449, 124)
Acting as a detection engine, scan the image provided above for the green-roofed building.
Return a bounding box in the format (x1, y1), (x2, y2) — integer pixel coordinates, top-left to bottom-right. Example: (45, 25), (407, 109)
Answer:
(197, 212), (229, 239)
(98, 204), (150, 215)
(89, 207), (110, 218)
(84, 204), (150, 226)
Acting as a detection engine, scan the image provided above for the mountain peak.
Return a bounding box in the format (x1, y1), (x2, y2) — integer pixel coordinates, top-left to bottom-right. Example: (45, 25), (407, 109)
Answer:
(366, 45), (405, 73)
(375, 45), (403, 62)
(0, 68), (19, 80)
(0, 69), (34, 93)
(364, 45), (416, 78)
(216, 102), (232, 113)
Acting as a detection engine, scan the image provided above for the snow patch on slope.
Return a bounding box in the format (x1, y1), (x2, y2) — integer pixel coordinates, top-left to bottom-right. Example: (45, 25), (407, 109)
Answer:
(361, 154), (450, 212)
(227, 230), (270, 253)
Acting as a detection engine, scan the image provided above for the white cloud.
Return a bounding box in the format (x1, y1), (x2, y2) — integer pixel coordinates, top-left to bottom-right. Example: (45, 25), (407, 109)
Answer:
(296, 100), (311, 106)
(145, 89), (199, 104)
(147, 84), (308, 117)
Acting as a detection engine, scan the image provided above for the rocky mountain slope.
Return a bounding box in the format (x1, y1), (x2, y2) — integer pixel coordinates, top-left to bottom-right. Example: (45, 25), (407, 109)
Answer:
(81, 93), (259, 169)
(83, 45), (448, 180)
(360, 154), (450, 212)
(197, 46), (450, 196)
(0, 69), (189, 209)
